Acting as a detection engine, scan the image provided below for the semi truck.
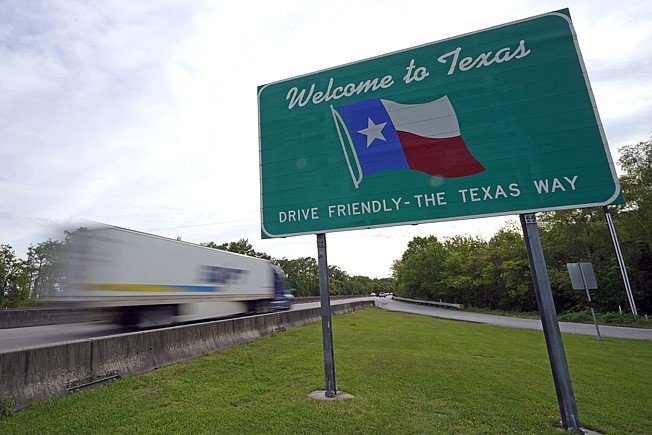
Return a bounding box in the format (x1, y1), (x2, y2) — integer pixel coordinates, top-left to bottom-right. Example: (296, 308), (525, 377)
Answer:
(62, 225), (293, 327)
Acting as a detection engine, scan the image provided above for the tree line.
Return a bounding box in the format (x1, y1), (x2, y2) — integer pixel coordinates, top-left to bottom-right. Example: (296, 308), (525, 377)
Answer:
(392, 136), (651, 315)
(199, 240), (395, 297)
(0, 232), (393, 309)
(2, 136), (650, 314)
(1, 237), (68, 308)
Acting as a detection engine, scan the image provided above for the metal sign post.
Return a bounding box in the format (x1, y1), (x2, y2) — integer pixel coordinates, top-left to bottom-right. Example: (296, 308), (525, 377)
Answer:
(603, 206), (638, 317)
(567, 262), (603, 340)
(317, 233), (337, 397)
(520, 214), (582, 432)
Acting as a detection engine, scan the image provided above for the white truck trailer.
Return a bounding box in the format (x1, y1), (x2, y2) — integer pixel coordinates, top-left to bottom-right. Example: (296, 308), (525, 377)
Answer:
(63, 225), (292, 327)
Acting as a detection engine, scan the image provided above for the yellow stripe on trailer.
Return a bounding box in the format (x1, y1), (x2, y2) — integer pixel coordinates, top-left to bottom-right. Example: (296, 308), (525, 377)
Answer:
(87, 283), (217, 293)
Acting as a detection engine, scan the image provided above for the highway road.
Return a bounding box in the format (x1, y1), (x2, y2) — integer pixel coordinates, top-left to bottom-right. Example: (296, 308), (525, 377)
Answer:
(3, 297), (649, 353)
(0, 298), (372, 352)
(0, 321), (126, 351)
(375, 297), (652, 341)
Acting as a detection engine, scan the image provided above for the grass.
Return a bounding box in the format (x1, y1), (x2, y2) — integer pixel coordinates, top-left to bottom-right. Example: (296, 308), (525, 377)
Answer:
(1, 307), (651, 434)
(558, 310), (652, 328)
(466, 306), (652, 328)
(465, 306), (543, 319)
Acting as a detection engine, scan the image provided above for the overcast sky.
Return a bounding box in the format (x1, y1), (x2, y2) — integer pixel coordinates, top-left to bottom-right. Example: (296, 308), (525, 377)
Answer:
(1, 0), (650, 279)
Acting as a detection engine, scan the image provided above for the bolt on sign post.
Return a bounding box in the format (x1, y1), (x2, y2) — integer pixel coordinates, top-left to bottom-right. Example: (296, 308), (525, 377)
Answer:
(258, 8), (620, 425)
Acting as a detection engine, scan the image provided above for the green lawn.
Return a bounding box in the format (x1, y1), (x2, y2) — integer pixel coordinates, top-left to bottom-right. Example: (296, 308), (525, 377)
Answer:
(1, 307), (650, 434)
(465, 307), (652, 328)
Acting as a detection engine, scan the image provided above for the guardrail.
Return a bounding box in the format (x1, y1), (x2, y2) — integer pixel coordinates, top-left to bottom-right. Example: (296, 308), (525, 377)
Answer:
(392, 296), (464, 310)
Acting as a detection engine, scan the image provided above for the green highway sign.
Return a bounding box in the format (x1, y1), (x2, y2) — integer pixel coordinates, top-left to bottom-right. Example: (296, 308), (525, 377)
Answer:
(258, 9), (620, 238)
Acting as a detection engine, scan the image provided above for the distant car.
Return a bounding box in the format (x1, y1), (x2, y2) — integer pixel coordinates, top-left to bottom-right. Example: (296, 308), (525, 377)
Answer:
(370, 292), (377, 297)
(378, 292), (386, 298)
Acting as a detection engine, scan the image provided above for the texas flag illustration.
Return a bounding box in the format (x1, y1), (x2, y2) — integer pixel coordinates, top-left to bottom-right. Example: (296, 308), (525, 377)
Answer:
(331, 96), (485, 188)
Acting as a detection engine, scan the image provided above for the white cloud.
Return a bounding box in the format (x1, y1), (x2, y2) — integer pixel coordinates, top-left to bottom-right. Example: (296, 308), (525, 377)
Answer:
(1, 0), (650, 278)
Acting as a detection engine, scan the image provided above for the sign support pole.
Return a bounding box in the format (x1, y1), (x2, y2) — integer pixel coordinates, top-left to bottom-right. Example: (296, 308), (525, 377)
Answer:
(317, 233), (337, 397)
(520, 214), (582, 432)
(602, 206), (638, 317)
(578, 266), (602, 340)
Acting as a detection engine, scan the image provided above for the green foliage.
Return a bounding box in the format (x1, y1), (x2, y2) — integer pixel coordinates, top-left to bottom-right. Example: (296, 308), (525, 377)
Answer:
(1, 231), (75, 307)
(438, 235), (484, 304)
(392, 230), (534, 310)
(0, 395), (16, 418)
(275, 256), (318, 297)
(201, 239), (392, 296)
(327, 264), (352, 295)
(272, 256), (394, 297)
(392, 236), (446, 300)
(483, 228), (533, 311)
(618, 135), (652, 218)
(392, 135), (652, 315)
(25, 239), (65, 299)
(201, 239), (271, 260)
(557, 309), (652, 327)
(0, 245), (29, 308)
(612, 135), (652, 313)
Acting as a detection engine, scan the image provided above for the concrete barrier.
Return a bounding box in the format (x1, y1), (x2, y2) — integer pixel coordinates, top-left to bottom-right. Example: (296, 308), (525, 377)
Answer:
(1, 341), (92, 407)
(0, 300), (371, 411)
(0, 296), (363, 329)
(0, 307), (115, 329)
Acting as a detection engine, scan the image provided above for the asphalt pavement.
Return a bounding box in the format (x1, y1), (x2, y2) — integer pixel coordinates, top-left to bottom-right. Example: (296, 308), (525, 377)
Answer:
(374, 297), (652, 341)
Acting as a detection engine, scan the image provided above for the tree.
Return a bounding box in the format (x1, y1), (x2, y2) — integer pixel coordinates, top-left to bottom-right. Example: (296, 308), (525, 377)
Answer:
(25, 239), (65, 299)
(201, 239), (385, 297)
(480, 228), (533, 311)
(618, 135), (652, 220)
(372, 277), (397, 295)
(201, 239), (271, 260)
(349, 275), (394, 296)
(391, 229), (534, 311)
(537, 209), (618, 312)
(0, 245), (29, 308)
(275, 256), (319, 297)
(438, 235), (485, 305)
(328, 265), (350, 295)
(392, 236), (446, 300)
(350, 275), (372, 295)
(614, 135), (652, 314)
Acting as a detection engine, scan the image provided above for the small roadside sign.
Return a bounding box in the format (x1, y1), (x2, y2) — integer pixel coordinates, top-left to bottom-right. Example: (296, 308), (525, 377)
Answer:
(567, 262), (598, 290)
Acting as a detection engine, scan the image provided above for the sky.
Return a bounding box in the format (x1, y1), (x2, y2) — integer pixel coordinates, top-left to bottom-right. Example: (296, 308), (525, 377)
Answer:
(1, 0), (651, 279)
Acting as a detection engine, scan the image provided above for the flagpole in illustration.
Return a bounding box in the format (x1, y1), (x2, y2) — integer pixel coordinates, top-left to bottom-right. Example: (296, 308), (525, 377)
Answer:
(331, 105), (363, 188)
